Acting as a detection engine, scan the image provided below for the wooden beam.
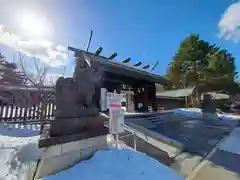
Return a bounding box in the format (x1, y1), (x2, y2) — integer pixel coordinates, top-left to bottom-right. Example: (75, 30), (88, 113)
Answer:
(86, 30), (93, 52)
(122, 57), (131, 63)
(142, 64), (150, 69)
(68, 46), (82, 57)
(151, 60), (159, 72)
(94, 47), (103, 56)
(134, 62), (142, 67)
(108, 52), (118, 60)
(68, 46), (78, 52)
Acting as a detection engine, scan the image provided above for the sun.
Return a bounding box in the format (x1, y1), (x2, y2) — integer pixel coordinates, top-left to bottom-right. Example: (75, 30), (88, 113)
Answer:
(19, 12), (49, 38)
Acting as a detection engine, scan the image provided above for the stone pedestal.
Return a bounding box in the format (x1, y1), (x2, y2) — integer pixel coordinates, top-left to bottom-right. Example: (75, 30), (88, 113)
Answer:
(39, 114), (108, 148)
(50, 113), (103, 137)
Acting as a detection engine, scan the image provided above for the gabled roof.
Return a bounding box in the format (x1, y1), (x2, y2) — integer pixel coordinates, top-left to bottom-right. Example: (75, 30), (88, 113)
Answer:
(71, 48), (171, 85)
(90, 54), (170, 85)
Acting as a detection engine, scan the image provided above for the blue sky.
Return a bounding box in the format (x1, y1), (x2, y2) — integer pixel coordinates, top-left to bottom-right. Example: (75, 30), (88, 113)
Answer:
(0, 0), (240, 80)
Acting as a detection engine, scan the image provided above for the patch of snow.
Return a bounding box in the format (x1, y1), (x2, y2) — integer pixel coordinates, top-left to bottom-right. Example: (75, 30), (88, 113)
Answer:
(0, 123), (41, 180)
(168, 108), (203, 118)
(218, 113), (240, 121)
(45, 149), (183, 180)
(106, 135), (132, 149)
(168, 108), (240, 121)
(0, 123), (40, 137)
(219, 127), (240, 155)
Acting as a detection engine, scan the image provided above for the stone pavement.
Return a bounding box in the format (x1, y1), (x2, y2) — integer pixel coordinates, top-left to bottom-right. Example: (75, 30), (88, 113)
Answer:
(125, 113), (240, 179)
(186, 128), (240, 180)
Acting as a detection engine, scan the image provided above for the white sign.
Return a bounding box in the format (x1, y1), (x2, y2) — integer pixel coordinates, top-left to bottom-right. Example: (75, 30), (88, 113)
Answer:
(107, 92), (121, 109)
(109, 108), (125, 134)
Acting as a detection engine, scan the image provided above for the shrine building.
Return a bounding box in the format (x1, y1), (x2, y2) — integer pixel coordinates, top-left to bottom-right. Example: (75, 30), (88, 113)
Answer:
(69, 46), (171, 113)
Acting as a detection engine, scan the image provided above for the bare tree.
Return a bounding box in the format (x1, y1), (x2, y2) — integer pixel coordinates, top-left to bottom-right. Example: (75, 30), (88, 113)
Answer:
(1, 49), (67, 110)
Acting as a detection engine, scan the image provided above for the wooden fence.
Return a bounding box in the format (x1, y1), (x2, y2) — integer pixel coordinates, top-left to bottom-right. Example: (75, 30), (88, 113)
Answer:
(0, 84), (56, 123)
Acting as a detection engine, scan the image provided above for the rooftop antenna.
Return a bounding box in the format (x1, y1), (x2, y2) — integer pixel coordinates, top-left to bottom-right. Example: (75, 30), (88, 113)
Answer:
(86, 30), (93, 52)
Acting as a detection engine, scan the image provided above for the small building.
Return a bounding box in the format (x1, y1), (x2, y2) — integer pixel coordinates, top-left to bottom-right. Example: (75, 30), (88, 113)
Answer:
(156, 87), (195, 110)
(156, 87), (230, 111)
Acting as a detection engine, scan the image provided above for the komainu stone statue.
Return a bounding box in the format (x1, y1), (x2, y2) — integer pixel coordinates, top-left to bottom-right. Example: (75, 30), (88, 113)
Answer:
(74, 67), (103, 109)
(54, 67), (102, 119)
(49, 52), (105, 137)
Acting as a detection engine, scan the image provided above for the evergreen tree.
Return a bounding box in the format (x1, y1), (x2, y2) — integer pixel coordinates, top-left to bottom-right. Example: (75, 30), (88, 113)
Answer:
(166, 34), (238, 92)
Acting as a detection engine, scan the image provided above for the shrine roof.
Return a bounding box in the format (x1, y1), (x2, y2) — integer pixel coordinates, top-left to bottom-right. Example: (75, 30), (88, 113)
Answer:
(70, 47), (171, 85)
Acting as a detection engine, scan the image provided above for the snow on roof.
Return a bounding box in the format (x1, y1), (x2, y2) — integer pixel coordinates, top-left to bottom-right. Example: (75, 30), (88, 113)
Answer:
(45, 149), (183, 180)
(156, 87), (196, 98)
(204, 92), (230, 100)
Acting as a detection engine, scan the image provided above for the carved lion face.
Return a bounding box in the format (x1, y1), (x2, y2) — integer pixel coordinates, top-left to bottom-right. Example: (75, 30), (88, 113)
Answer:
(89, 68), (104, 86)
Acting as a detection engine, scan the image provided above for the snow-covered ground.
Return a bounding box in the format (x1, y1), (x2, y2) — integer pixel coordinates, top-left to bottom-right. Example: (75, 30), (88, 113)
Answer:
(0, 123), (41, 180)
(168, 108), (240, 121)
(1, 107), (239, 180)
(45, 149), (183, 180)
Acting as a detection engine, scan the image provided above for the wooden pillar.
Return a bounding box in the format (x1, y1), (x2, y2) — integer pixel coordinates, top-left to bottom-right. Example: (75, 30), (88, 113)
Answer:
(133, 88), (138, 112)
(115, 83), (121, 94)
(151, 83), (157, 112)
(40, 91), (48, 133)
(143, 85), (149, 112)
(103, 80), (114, 92)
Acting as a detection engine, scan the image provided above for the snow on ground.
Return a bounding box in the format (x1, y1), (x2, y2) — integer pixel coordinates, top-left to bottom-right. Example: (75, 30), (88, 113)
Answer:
(168, 108), (203, 118)
(0, 123), (41, 180)
(168, 108), (240, 121)
(45, 149), (183, 180)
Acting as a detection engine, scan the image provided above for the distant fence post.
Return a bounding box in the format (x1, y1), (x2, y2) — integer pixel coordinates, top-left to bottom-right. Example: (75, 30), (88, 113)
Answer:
(40, 91), (48, 132)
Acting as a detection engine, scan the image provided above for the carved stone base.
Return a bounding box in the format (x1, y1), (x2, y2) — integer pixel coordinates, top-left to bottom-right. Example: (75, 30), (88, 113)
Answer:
(38, 127), (108, 148)
(50, 115), (105, 137)
(55, 107), (99, 120)
(38, 115), (108, 148)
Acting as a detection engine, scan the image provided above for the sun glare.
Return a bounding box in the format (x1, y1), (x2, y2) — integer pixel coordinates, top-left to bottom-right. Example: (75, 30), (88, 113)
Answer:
(19, 12), (50, 38)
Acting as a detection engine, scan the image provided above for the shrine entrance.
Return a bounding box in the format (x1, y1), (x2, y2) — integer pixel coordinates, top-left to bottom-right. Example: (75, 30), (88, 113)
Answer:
(99, 72), (160, 113)
(120, 90), (134, 113)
